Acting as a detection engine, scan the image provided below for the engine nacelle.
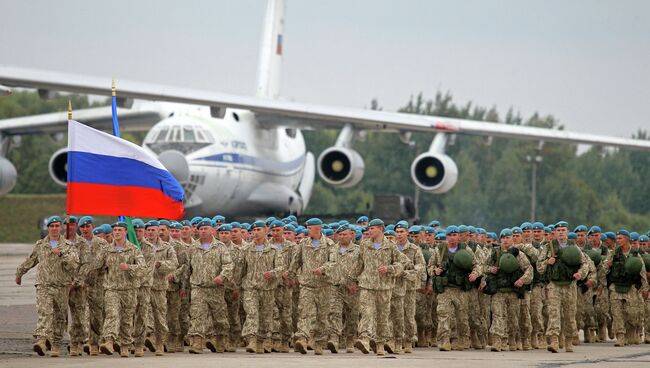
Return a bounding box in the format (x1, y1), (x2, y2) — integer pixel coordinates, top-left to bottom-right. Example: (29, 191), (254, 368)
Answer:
(48, 148), (68, 187)
(410, 152), (458, 193)
(0, 157), (17, 195)
(317, 147), (365, 188)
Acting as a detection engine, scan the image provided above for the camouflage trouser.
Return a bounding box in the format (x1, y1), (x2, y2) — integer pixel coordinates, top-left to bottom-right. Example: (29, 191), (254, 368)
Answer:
(68, 286), (88, 345)
(133, 286), (151, 346)
(292, 284), (300, 334)
(468, 288), (484, 339)
(479, 291), (491, 341)
(272, 286), (292, 341)
(610, 290), (637, 335)
(436, 288), (469, 343)
(594, 287), (611, 332)
(86, 283), (104, 345)
(518, 290), (532, 341)
(390, 293), (405, 340)
(415, 291), (432, 339)
(34, 285), (68, 344)
(403, 290), (417, 343)
(530, 284), (546, 338)
(358, 288), (392, 344)
(295, 286), (329, 342)
(241, 289), (274, 339)
(225, 288), (242, 341)
(189, 287), (229, 338)
(545, 282), (577, 338)
(150, 289), (169, 341)
(579, 288), (597, 330)
(181, 287), (190, 338)
(102, 289), (137, 346)
(489, 291), (520, 339)
(166, 289), (181, 338)
(327, 284), (359, 340)
(644, 299), (650, 337)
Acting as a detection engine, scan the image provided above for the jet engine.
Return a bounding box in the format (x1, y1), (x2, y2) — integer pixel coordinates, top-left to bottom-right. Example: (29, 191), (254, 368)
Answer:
(317, 147), (365, 188)
(48, 148), (68, 186)
(0, 157), (17, 195)
(410, 133), (458, 193)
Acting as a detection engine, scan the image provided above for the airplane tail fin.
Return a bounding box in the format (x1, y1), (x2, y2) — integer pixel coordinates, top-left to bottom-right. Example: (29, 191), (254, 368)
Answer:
(255, 0), (285, 100)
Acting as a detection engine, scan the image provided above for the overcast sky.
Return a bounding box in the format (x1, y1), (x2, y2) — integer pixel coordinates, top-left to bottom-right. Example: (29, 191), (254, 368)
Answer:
(2, 0), (649, 138)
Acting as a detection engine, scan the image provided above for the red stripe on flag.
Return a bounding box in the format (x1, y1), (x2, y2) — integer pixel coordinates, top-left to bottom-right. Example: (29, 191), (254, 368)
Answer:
(67, 183), (185, 219)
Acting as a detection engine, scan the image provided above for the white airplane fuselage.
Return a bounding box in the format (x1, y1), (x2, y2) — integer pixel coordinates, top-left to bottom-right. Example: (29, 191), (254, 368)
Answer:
(140, 104), (308, 217)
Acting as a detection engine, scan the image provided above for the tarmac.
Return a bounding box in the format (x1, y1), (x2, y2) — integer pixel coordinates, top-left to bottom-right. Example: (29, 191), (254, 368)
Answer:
(1, 243), (650, 368)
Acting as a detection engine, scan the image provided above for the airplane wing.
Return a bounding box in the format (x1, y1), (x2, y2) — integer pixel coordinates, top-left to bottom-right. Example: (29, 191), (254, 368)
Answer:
(0, 105), (167, 135)
(2, 65), (649, 151)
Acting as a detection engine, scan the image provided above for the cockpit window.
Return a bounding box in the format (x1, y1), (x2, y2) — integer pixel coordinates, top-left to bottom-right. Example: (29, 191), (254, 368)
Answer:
(145, 123), (215, 155)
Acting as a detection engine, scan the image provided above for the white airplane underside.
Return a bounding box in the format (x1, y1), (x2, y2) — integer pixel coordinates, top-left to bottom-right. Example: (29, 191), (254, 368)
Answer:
(1, 0), (650, 218)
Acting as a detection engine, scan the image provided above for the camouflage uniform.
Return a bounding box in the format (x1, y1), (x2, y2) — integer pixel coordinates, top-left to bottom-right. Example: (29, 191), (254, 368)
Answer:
(167, 238), (192, 351)
(576, 255), (598, 342)
(77, 236), (110, 349)
(513, 241), (540, 349)
(133, 240), (154, 351)
(529, 240), (547, 348)
(289, 235), (338, 349)
(67, 235), (90, 352)
(221, 240), (242, 349)
(327, 242), (360, 351)
(87, 240), (145, 349)
(187, 239), (233, 348)
(416, 243), (435, 347)
(148, 241), (178, 348)
(16, 235), (79, 350)
(464, 241), (488, 349)
(349, 236), (408, 353)
(271, 240), (294, 347)
(238, 240), (284, 349)
(390, 241), (426, 351)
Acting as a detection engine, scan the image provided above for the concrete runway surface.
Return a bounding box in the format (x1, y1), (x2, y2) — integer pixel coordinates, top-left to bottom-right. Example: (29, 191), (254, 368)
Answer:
(1, 243), (649, 367)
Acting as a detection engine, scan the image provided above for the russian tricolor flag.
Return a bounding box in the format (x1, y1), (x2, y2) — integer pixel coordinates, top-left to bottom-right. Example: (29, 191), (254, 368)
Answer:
(66, 120), (185, 219)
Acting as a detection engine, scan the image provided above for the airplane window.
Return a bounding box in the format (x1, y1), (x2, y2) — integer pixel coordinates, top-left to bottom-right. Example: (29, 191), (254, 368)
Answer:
(145, 124), (214, 155)
(157, 127), (169, 142)
(183, 126), (196, 142)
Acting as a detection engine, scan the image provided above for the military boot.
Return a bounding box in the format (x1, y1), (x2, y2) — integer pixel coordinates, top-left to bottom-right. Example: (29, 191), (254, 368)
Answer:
(538, 333), (547, 349)
(245, 336), (257, 353)
(547, 335), (559, 353)
(507, 337), (516, 351)
(189, 336), (204, 354)
(225, 337), (236, 352)
(279, 339), (290, 353)
(584, 329), (593, 343)
(489, 337), (501, 352)
(531, 333), (539, 349)
(572, 334), (580, 346)
(471, 332), (481, 349)
(450, 338), (460, 351)
(83, 343), (90, 355)
(327, 335), (339, 353)
(175, 335), (184, 353)
(614, 333), (625, 347)
(559, 334), (565, 349)
(294, 338), (307, 354)
(403, 340), (413, 353)
(134, 346), (144, 357)
(49, 343), (60, 358)
(100, 338), (114, 355)
(215, 335), (226, 353)
(598, 325), (607, 342)
(522, 337), (532, 350)
(144, 336), (155, 352)
(262, 339), (272, 353)
(314, 341), (323, 355)
(565, 338), (574, 352)
(256, 339), (264, 354)
(346, 337), (355, 353)
(417, 330), (426, 347)
(384, 339), (395, 354)
(33, 338), (47, 356)
(70, 343), (81, 357)
(272, 339), (281, 352)
(354, 338), (370, 354)
(155, 337), (165, 356)
(89, 344), (99, 356)
(439, 338), (451, 351)
(205, 336), (217, 352)
(376, 342), (385, 356)
(307, 337), (314, 350)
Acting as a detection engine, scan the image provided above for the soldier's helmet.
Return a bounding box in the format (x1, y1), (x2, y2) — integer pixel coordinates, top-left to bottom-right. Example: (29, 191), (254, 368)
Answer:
(453, 248), (474, 271)
(499, 253), (520, 274)
(559, 245), (583, 267)
(624, 256), (643, 275)
(585, 249), (602, 266)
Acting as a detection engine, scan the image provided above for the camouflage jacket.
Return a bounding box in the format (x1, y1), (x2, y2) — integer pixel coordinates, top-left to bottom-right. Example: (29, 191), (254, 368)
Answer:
(223, 240), (243, 290)
(150, 241), (178, 291)
(188, 239), (233, 288)
(86, 240), (146, 290)
(349, 236), (410, 291)
(271, 239), (294, 288)
(169, 238), (194, 291)
(16, 235), (79, 287)
(332, 242), (360, 286)
(238, 240), (284, 291)
(289, 235), (338, 288)
(76, 235), (109, 286)
(393, 241), (426, 295)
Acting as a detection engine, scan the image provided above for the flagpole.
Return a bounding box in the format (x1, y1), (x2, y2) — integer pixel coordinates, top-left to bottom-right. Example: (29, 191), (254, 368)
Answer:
(65, 100), (72, 240)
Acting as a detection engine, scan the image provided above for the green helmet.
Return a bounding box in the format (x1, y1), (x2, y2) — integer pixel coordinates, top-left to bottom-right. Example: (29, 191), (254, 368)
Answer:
(585, 249), (602, 266)
(643, 254), (650, 272)
(499, 253), (520, 274)
(453, 248), (474, 271)
(559, 245), (583, 267)
(421, 246), (432, 264)
(624, 256), (643, 275)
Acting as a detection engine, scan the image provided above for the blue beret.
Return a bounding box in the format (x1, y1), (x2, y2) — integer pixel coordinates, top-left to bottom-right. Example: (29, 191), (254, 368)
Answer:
(425, 227), (436, 234)
(323, 228), (334, 236)
(467, 226), (477, 234)
(434, 233), (446, 240)
(328, 222), (340, 229)
(487, 232), (497, 240)
(356, 216), (369, 223)
(477, 228), (486, 234)
(180, 220), (191, 227)
(217, 224), (232, 232)
(264, 217), (277, 225)
(446, 225), (459, 234)
(92, 228), (103, 235)
(355, 229), (362, 241)
(112, 221), (128, 229)
(170, 222), (183, 230)
(157, 220), (170, 227)
(305, 218), (323, 226)
(639, 235), (649, 242)
(190, 217), (202, 225)
(520, 222), (532, 230)
(284, 224), (297, 232)
(605, 232), (616, 240)
(394, 220), (409, 230)
(458, 225), (468, 233)
(600, 234), (607, 241)
(78, 216), (94, 226)
(99, 224), (112, 234)
(269, 220), (284, 229)
(46, 215), (62, 226)
(588, 226), (602, 234)
(617, 230), (630, 238)
(339, 220), (350, 226)
(241, 223), (251, 231)
(548, 224), (556, 230)
(574, 225), (588, 233)
(384, 230), (396, 236)
(368, 218), (385, 227)
(511, 227), (522, 234)
(568, 232), (577, 240)
(144, 220), (158, 229)
(532, 222), (544, 230)
(385, 224), (396, 232)
(409, 225), (422, 234)
(544, 226), (552, 233)
(630, 232), (640, 241)
(336, 224), (350, 233)
(230, 222), (241, 229)
(213, 215), (226, 223)
(64, 216), (78, 224)
(251, 220), (266, 229)
(196, 218), (212, 228)
(500, 229), (513, 238)
(132, 219), (146, 229)
(281, 218), (292, 224)
(429, 220), (441, 227)
(555, 221), (569, 228)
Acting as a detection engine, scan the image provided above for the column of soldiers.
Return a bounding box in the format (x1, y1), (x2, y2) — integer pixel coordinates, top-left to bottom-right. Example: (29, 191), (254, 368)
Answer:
(16, 214), (650, 357)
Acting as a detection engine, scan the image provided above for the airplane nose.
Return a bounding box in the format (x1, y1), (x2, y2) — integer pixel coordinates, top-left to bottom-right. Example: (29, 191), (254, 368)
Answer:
(158, 150), (189, 182)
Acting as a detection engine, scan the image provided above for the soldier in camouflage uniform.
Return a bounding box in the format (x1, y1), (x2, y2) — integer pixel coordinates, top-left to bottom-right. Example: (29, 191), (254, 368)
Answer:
(267, 221), (294, 353)
(349, 219), (409, 356)
(133, 221), (157, 355)
(573, 226), (599, 344)
(187, 219), (234, 354)
(289, 218), (338, 355)
(61, 216), (87, 357)
(512, 226), (539, 350)
(166, 220), (192, 353)
(16, 216), (79, 357)
(416, 227), (435, 347)
(216, 223), (242, 352)
(84, 222), (145, 357)
(327, 224), (360, 353)
(528, 222), (548, 349)
(238, 220), (284, 354)
(639, 235), (650, 343)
